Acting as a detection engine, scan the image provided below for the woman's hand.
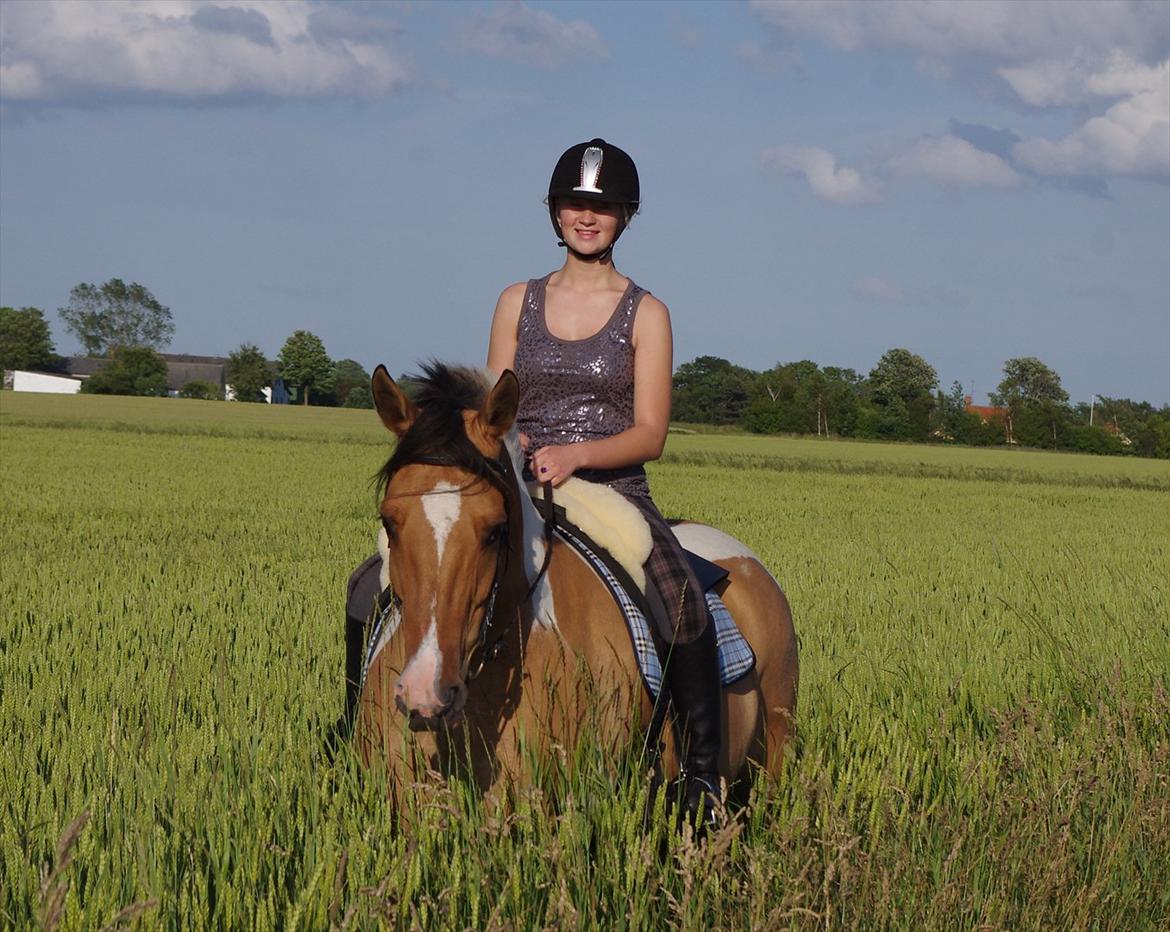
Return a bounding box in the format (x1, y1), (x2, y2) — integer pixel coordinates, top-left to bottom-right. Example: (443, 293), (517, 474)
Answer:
(529, 444), (584, 487)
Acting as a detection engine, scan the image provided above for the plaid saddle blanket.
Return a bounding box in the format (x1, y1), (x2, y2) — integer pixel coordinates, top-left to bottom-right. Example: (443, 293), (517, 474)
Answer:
(554, 522), (756, 699)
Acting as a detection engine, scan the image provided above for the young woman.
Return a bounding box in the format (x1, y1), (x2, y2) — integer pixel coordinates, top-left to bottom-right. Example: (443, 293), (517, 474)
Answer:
(485, 139), (722, 823)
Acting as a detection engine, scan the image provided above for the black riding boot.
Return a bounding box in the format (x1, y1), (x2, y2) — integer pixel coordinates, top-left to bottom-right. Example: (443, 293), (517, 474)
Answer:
(665, 618), (723, 832)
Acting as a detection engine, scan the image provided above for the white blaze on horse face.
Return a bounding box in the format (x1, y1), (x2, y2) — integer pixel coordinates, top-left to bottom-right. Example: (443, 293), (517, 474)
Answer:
(394, 482), (462, 715)
(423, 480), (462, 566)
(396, 597), (444, 715)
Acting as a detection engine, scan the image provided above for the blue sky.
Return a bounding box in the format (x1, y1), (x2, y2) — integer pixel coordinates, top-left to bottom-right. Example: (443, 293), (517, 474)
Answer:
(2, 0), (1167, 405)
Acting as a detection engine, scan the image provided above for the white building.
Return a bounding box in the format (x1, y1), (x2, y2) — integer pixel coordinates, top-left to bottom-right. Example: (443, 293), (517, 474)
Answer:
(10, 371), (82, 394)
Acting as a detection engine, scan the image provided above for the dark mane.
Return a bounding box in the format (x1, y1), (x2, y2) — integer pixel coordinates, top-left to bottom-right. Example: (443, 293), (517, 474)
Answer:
(376, 361), (504, 497)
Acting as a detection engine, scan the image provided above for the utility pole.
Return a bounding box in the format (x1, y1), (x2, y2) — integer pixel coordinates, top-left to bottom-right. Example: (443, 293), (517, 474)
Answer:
(1089, 394), (1097, 426)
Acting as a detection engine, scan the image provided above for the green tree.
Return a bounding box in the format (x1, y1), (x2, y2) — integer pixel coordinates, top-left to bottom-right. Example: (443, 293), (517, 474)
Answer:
(1152, 409), (1170, 459)
(991, 357), (1069, 407)
(868, 348), (938, 407)
(179, 380), (222, 400)
(672, 356), (755, 425)
(0, 306), (57, 371)
(58, 279), (173, 356)
(79, 346), (168, 396)
(821, 366), (863, 437)
(226, 343), (271, 403)
(865, 349), (938, 441)
(343, 384), (374, 409)
(990, 357), (1070, 449)
(330, 358), (370, 408)
(855, 393), (915, 441)
(278, 330), (334, 406)
(745, 360), (824, 434)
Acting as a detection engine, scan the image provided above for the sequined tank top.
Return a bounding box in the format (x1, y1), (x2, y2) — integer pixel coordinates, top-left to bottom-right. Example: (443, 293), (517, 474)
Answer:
(514, 273), (651, 498)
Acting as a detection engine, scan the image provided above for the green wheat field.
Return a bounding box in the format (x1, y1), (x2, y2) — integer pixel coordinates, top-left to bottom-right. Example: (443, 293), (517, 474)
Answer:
(2, 392), (1167, 930)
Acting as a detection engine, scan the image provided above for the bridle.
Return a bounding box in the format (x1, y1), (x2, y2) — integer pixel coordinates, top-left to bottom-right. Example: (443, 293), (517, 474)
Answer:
(384, 447), (556, 683)
(465, 455), (556, 681)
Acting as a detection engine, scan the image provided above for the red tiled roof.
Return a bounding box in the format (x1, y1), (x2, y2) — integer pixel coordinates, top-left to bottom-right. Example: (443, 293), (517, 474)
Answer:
(965, 403), (1007, 421)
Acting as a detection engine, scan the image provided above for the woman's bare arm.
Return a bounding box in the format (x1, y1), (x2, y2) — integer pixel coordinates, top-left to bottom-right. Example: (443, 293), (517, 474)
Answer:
(486, 283), (526, 374)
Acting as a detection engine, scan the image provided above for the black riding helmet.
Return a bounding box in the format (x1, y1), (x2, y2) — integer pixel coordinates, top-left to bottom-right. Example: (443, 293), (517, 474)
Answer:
(547, 138), (640, 261)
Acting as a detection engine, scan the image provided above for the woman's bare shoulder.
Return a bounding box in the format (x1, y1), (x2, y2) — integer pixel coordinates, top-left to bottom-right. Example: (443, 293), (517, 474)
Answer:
(639, 291), (669, 313)
(635, 292), (671, 326)
(493, 281), (527, 319)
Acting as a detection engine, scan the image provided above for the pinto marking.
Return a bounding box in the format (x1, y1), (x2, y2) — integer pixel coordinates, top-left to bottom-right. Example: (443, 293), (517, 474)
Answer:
(504, 430), (558, 630)
(396, 598), (444, 714)
(422, 481), (462, 565)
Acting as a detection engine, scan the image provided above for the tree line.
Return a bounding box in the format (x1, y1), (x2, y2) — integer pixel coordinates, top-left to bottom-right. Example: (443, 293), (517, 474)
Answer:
(672, 351), (1170, 458)
(3, 278), (1166, 457)
(0, 279), (374, 408)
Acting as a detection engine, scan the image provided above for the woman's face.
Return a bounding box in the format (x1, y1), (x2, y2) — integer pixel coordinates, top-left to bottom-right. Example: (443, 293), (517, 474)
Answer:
(555, 198), (624, 254)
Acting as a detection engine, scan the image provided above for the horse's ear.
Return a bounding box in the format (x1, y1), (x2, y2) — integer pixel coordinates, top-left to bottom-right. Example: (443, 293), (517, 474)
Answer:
(478, 369), (519, 441)
(371, 364), (417, 437)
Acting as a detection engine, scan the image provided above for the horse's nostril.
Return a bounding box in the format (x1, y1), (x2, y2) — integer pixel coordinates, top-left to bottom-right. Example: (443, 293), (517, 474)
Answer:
(439, 683), (465, 713)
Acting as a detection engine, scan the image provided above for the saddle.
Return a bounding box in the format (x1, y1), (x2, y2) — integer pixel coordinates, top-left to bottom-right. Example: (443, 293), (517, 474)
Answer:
(527, 478), (729, 596)
(529, 479), (754, 700)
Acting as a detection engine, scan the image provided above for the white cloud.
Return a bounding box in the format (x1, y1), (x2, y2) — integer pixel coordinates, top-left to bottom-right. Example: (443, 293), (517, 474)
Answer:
(749, 0), (1167, 66)
(997, 55), (1095, 108)
(886, 135), (1021, 189)
(1013, 62), (1170, 178)
(750, 1), (1170, 184)
(761, 145), (881, 205)
(456, 2), (605, 68)
(0, 0), (410, 104)
(851, 277), (904, 304)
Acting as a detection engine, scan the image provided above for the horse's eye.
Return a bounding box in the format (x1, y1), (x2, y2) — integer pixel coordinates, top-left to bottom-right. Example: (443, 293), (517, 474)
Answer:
(381, 517), (397, 541)
(485, 523), (507, 547)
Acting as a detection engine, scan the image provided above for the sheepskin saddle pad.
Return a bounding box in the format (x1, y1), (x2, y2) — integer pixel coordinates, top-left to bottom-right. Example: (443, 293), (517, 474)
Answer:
(529, 479), (755, 698)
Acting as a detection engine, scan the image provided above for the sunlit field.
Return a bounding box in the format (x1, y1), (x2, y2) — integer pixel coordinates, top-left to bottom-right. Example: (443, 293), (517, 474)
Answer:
(2, 390), (1167, 929)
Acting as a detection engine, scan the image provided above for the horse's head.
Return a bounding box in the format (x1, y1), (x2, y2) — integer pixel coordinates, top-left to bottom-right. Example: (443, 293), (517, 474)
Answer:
(371, 362), (523, 730)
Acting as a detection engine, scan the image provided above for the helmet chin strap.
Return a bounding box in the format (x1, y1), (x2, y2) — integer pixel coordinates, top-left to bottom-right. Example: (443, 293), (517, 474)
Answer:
(558, 240), (615, 263)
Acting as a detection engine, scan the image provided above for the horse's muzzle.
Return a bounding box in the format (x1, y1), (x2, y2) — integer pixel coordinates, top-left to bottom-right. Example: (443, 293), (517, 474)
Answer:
(397, 681), (466, 731)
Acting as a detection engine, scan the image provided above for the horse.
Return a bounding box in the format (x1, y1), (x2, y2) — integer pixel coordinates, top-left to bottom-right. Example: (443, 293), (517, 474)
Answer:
(354, 362), (798, 803)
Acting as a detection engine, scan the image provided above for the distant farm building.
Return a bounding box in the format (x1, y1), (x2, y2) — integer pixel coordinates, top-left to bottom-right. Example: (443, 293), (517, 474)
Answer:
(964, 395), (1014, 443)
(5, 353), (287, 402)
(6, 370), (83, 393)
(64, 353), (229, 394)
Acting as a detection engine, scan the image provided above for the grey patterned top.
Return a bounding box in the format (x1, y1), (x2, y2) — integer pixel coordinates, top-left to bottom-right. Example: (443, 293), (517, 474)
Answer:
(513, 273), (651, 498)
